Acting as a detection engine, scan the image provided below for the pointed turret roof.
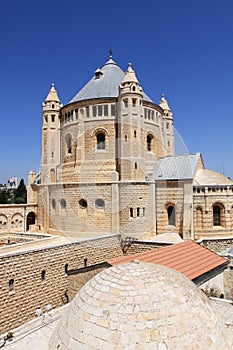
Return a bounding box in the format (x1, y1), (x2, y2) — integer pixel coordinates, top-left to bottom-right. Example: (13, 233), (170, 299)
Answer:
(159, 93), (171, 111)
(45, 83), (61, 102)
(122, 62), (140, 84)
(69, 55), (153, 103)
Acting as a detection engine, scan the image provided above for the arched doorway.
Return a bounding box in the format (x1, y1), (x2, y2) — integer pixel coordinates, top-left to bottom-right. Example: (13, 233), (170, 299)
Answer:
(26, 212), (36, 231)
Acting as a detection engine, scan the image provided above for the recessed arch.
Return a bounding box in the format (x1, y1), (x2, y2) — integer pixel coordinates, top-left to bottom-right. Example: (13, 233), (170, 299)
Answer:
(147, 133), (153, 151)
(26, 211), (36, 231)
(65, 133), (73, 154)
(167, 205), (176, 226)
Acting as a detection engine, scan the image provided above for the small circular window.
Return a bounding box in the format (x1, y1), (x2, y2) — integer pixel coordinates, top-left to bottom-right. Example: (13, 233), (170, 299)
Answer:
(79, 199), (87, 208)
(95, 198), (105, 209)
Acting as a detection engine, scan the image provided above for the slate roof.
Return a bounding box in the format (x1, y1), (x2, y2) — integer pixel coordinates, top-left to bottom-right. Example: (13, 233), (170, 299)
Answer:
(69, 58), (153, 103)
(153, 153), (201, 181)
(108, 240), (228, 282)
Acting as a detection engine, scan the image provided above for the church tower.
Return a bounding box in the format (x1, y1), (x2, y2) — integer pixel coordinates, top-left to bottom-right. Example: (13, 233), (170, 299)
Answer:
(117, 63), (145, 181)
(159, 94), (174, 156)
(41, 84), (62, 184)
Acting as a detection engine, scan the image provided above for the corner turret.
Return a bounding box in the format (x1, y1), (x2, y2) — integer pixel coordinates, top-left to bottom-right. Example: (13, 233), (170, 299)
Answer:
(159, 94), (174, 156)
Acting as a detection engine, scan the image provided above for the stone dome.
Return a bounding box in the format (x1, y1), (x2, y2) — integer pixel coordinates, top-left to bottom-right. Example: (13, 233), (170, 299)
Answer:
(194, 168), (233, 186)
(49, 262), (232, 349)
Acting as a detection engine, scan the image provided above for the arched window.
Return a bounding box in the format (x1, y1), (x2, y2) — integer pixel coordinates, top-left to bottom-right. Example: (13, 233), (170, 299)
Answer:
(97, 133), (105, 150)
(9, 279), (14, 293)
(167, 206), (175, 226)
(51, 199), (56, 210)
(60, 199), (66, 210)
(50, 168), (55, 183)
(196, 207), (203, 229)
(147, 134), (153, 151)
(65, 134), (72, 154)
(213, 204), (223, 226)
(79, 199), (87, 208)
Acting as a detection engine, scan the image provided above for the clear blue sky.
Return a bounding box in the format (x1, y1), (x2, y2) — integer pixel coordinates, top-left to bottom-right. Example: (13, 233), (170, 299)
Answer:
(0, 0), (233, 183)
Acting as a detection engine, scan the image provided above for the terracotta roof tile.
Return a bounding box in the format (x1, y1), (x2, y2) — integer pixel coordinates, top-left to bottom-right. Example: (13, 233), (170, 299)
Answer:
(108, 241), (228, 281)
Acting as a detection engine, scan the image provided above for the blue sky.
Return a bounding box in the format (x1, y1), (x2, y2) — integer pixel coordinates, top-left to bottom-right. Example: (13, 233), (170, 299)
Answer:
(0, 0), (233, 183)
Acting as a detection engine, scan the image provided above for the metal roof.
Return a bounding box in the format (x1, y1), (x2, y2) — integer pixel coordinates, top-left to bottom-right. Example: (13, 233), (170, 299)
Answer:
(153, 153), (201, 181)
(108, 240), (228, 282)
(69, 58), (153, 103)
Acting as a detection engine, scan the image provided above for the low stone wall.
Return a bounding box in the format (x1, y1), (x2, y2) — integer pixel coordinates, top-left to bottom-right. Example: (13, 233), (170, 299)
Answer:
(199, 238), (233, 253)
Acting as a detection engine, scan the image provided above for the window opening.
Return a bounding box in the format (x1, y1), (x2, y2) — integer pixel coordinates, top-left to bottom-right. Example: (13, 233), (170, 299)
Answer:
(123, 99), (128, 108)
(60, 199), (66, 209)
(167, 206), (175, 226)
(104, 105), (108, 116)
(98, 105), (102, 116)
(79, 199), (87, 208)
(92, 106), (97, 117)
(213, 205), (221, 226)
(129, 208), (133, 218)
(9, 279), (14, 293)
(95, 198), (105, 209)
(41, 270), (46, 282)
(97, 133), (105, 150)
(147, 135), (152, 151)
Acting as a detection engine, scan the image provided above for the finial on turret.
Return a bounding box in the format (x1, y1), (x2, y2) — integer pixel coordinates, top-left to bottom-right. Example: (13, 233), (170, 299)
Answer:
(109, 49), (113, 59)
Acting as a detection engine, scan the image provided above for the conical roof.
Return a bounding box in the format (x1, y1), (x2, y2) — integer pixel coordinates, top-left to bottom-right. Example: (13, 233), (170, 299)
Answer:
(159, 93), (171, 111)
(122, 62), (140, 84)
(69, 57), (153, 103)
(50, 262), (232, 349)
(45, 83), (61, 102)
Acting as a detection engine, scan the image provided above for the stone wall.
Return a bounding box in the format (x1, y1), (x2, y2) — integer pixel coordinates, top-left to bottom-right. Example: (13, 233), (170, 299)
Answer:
(0, 204), (38, 233)
(223, 267), (233, 299)
(0, 234), (122, 334)
(199, 238), (233, 253)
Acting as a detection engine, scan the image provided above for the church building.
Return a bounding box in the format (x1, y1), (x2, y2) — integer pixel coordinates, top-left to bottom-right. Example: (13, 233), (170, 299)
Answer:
(27, 53), (233, 240)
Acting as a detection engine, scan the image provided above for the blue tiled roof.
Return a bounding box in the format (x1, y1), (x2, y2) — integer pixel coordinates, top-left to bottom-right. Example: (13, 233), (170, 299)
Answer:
(69, 58), (153, 103)
(154, 153), (201, 180)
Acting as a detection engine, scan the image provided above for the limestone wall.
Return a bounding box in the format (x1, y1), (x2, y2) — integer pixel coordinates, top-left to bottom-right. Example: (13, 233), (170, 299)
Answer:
(0, 204), (38, 233)
(0, 234), (122, 334)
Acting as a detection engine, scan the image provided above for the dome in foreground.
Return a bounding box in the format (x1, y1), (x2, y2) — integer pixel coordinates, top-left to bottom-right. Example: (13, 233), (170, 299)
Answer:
(50, 262), (232, 349)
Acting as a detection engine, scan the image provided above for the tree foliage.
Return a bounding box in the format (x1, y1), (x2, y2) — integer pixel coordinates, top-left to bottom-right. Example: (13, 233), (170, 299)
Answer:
(0, 179), (27, 204)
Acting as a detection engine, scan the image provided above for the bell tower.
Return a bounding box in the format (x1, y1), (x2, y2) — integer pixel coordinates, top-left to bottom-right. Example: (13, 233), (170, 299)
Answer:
(117, 63), (146, 181)
(41, 83), (62, 184)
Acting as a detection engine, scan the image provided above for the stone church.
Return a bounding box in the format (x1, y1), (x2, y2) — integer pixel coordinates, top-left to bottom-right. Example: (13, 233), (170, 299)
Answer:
(26, 53), (233, 241)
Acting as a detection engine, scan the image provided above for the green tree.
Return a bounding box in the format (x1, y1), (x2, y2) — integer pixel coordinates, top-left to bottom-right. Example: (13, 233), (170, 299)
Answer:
(0, 190), (8, 204)
(13, 179), (27, 204)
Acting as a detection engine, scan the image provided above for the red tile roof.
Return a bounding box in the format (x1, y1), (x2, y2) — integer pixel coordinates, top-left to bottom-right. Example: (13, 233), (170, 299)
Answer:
(108, 240), (228, 281)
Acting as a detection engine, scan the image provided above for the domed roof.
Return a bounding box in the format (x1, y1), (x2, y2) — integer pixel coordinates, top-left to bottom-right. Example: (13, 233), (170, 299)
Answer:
(69, 57), (153, 103)
(50, 262), (232, 349)
(194, 168), (233, 186)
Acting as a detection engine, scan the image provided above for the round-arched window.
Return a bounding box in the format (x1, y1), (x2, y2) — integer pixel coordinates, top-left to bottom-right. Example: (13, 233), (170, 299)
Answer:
(52, 199), (56, 209)
(97, 133), (105, 150)
(95, 198), (105, 209)
(60, 199), (66, 209)
(79, 199), (87, 208)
